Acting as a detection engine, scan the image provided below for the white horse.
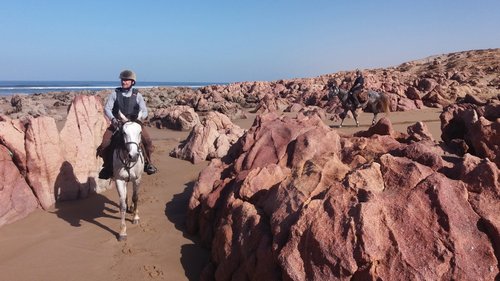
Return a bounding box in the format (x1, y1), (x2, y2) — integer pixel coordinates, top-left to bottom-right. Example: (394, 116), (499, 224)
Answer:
(113, 120), (145, 241)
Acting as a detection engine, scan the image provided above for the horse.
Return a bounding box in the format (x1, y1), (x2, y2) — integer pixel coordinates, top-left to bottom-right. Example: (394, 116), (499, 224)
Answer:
(364, 90), (391, 125)
(113, 120), (145, 241)
(328, 85), (361, 127)
(328, 86), (390, 127)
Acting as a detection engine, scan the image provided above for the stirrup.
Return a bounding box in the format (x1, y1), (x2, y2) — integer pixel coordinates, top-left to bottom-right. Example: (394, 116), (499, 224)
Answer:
(145, 163), (157, 175)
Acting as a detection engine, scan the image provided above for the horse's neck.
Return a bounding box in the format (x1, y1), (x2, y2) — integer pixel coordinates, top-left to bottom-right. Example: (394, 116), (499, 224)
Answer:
(368, 91), (380, 103)
(338, 89), (349, 102)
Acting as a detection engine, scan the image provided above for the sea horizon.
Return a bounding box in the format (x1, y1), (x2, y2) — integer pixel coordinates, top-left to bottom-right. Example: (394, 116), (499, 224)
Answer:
(0, 80), (225, 96)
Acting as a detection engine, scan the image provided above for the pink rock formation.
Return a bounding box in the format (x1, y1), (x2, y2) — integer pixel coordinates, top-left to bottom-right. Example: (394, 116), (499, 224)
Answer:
(0, 145), (38, 226)
(406, 121), (435, 142)
(187, 112), (499, 281)
(0, 119), (27, 174)
(170, 111), (245, 164)
(24, 116), (64, 210)
(441, 100), (500, 168)
(151, 105), (200, 131)
(58, 95), (108, 200)
(0, 95), (109, 219)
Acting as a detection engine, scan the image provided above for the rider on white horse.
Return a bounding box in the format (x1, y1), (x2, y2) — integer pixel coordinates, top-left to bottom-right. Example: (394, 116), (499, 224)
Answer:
(96, 70), (157, 179)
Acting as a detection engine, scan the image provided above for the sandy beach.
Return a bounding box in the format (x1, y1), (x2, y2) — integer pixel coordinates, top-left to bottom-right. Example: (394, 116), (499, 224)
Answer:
(0, 108), (442, 281)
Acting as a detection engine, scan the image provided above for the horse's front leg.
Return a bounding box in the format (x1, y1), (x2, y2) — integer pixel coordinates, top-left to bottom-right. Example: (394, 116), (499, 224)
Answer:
(115, 180), (128, 241)
(131, 179), (141, 224)
(372, 113), (378, 125)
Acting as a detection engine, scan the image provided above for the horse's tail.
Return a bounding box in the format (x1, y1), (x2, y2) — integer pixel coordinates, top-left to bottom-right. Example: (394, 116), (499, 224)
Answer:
(380, 93), (391, 114)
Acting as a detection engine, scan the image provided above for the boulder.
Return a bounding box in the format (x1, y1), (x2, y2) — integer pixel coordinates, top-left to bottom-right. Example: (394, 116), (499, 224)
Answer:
(187, 112), (499, 280)
(0, 145), (39, 227)
(24, 117), (63, 210)
(151, 105), (200, 131)
(170, 111), (245, 164)
(59, 95), (108, 199)
(0, 119), (27, 174)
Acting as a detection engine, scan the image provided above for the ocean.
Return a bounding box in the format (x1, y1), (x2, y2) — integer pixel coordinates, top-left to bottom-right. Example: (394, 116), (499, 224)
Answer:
(0, 81), (221, 96)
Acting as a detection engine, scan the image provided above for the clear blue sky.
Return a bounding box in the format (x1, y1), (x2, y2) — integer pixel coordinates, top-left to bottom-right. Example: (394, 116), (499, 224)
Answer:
(1, 0), (499, 83)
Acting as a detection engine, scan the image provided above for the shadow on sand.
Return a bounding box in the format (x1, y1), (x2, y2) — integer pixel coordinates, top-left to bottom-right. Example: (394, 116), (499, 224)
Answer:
(165, 181), (210, 281)
(52, 161), (121, 237)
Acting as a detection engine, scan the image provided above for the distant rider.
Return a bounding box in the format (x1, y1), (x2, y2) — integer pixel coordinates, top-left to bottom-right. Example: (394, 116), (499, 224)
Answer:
(96, 69), (157, 179)
(348, 69), (364, 108)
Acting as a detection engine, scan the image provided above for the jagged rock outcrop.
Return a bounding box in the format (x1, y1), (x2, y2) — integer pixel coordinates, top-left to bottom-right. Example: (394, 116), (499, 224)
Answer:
(0, 118), (27, 174)
(0, 145), (39, 226)
(150, 105), (200, 131)
(187, 112), (499, 281)
(440, 98), (500, 167)
(170, 111), (245, 164)
(0, 95), (108, 226)
(25, 116), (65, 209)
(58, 95), (109, 199)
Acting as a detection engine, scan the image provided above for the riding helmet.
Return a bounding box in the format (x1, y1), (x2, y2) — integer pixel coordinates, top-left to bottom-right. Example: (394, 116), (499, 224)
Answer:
(119, 70), (137, 82)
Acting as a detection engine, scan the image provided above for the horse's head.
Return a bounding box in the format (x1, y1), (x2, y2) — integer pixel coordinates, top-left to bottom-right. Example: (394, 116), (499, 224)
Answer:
(327, 85), (340, 100)
(120, 121), (143, 162)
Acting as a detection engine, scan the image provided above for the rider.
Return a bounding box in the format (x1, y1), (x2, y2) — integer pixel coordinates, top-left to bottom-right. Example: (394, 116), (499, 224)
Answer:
(348, 69), (364, 108)
(96, 69), (157, 179)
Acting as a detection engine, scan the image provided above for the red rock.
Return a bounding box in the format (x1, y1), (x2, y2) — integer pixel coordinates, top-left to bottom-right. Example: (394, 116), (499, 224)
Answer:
(0, 145), (38, 227)
(151, 105), (200, 131)
(187, 113), (499, 280)
(0, 119), (27, 174)
(59, 95), (108, 200)
(170, 111), (244, 164)
(25, 116), (63, 210)
(406, 121), (435, 142)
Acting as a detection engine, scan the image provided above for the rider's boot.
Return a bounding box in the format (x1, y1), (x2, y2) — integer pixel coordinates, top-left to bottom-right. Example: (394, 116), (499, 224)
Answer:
(143, 145), (158, 175)
(144, 162), (158, 175)
(352, 95), (362, 108)
(98, 148), (113, 179)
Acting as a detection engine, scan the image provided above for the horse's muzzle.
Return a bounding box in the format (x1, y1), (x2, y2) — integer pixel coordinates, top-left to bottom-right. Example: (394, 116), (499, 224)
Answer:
(128, 153), (139, 162)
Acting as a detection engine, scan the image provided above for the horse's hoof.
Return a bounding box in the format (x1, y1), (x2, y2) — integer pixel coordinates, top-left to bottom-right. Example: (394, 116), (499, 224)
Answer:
(118, 234), (127, 241)
(338, 125), (342, 128)
(132, 219), (140, 225)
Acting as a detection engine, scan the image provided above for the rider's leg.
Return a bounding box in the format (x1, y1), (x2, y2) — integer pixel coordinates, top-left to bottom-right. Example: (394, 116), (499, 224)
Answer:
(141, 127), (157, 175)
(97, 126), (113, 157)
(98, 126), (114, 179)
(351, 89), (362, 108)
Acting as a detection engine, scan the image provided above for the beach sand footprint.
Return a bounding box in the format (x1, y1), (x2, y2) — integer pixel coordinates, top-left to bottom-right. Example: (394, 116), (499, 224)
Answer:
(142, 264), (164, 279)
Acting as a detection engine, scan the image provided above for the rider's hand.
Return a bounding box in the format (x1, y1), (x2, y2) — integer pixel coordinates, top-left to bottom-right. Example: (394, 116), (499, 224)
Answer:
(111, 118), (120, 127)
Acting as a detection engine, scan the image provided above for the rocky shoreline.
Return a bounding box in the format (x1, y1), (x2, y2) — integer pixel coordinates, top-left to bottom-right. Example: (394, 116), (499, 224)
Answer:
(2, 49), (499, 124)
(0, 48), (499, 280)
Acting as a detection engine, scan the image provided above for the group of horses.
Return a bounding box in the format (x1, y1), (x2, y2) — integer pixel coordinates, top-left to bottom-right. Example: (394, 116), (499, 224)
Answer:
(327, 85), (391, 128)
(104, 84), (390, 241)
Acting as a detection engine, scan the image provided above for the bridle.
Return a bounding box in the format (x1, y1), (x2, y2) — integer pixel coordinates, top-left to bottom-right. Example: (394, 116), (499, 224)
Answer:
(329, 85), (348, 103)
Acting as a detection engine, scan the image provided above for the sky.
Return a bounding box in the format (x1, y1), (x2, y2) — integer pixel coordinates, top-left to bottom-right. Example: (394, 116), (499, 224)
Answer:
(1, 0), (499, 83)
